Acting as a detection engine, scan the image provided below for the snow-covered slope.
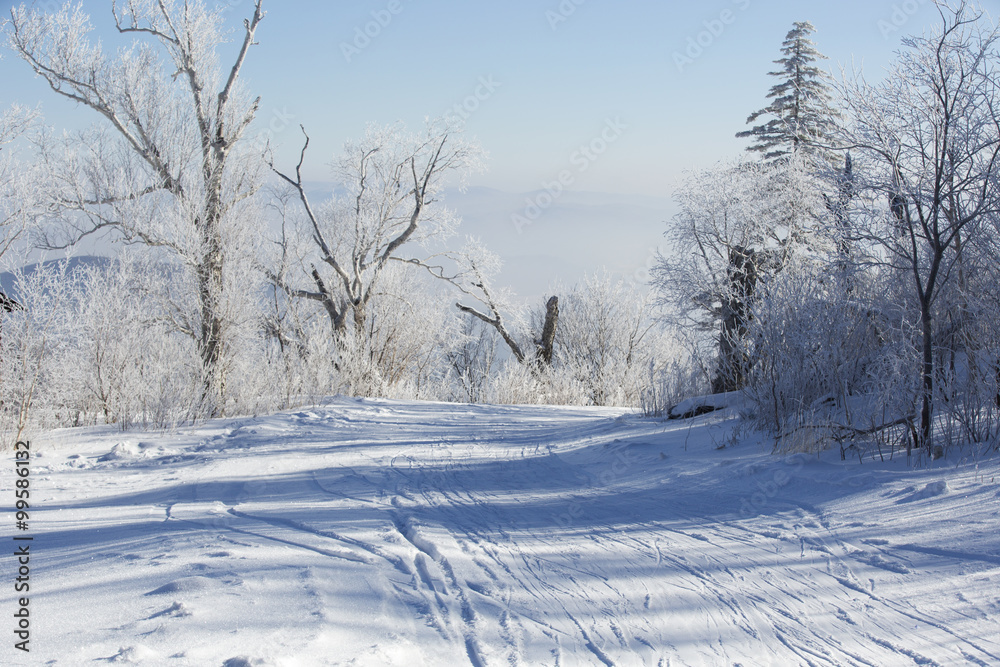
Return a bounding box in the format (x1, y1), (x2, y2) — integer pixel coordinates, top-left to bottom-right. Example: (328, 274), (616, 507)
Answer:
(5, 398), (999, 666)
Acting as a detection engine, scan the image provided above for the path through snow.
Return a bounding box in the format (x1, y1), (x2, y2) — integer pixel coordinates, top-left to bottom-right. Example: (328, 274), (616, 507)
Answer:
(5, 397), (1000, 665)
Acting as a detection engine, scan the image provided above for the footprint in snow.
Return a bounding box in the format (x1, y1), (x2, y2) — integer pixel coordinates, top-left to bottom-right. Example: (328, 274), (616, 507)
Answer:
(222, 658), (262, 667)
(104, 644), (160, 663)
(146, 601), (192, 619)
(98, 442), (141, 462)
(898, 481), (950, 503)
(145, 576), (219, 596)
(853, 550), (911, 574)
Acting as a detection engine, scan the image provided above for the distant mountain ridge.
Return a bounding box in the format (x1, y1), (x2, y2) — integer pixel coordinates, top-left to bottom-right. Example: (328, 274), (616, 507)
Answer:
(443, 186), (675, 302)
(297, 183), (675, 302)
(2, 187), (676, 305)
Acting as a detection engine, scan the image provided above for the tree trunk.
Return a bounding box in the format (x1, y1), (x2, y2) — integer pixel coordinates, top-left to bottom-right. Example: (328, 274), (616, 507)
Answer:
(714, 312), (742, 394)
(919, 304), (934, 451)
(714, 246), (757, 393)
(352, 300), (367, 335)
(309, 266), (347, 336)
(995, 364), (1000, 410)
(536, 296), (559, 367)
(197, 222), (226, 412)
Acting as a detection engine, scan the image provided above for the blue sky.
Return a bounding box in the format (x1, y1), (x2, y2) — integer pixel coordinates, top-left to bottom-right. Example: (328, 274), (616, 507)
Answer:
(1, 0), (948, 196)
(0, 1), (960, 296)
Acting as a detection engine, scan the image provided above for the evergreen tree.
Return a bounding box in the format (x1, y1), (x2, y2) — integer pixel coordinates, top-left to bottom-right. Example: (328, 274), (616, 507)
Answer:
(737, 21), (841, 164)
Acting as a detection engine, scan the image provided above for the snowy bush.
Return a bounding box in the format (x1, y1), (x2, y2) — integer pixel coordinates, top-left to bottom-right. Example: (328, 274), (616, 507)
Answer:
(540, 271), (669, 407)
(639, 350), (710, 418)
(483, 360), (543, 406)
(75, 254), (203, 428)
(446, 313), (502, 404)
(742, 261), (877, 434)
(0, 257), (80, 444)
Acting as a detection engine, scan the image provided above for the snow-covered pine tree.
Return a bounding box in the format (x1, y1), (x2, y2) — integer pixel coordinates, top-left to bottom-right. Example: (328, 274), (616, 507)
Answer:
(737, 21), (841, 165)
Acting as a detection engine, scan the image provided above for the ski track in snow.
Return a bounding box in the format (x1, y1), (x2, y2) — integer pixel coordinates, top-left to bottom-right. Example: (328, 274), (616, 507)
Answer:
(5, 396), (1000, 666)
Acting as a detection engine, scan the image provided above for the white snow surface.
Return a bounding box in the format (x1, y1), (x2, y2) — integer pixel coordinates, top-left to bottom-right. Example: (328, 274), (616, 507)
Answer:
(5, 397), (1000, 666)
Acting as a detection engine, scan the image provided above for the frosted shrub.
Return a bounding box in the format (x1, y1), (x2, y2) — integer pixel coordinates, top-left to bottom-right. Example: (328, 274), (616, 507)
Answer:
(743, 262), (885, 440)
(485, 361), (542, 406)
(640, 351), (710, 418)
(545, 272), (666, 407)
(447, 314), (502, 404)
(334, 267), (456, 400)
(74, 255), (203, 428)
(0, 257), (82, 443)
(265, 316), (341, 410)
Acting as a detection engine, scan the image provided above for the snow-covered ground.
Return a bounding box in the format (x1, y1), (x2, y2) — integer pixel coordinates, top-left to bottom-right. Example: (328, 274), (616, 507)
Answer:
(5, 397), (1000, 666)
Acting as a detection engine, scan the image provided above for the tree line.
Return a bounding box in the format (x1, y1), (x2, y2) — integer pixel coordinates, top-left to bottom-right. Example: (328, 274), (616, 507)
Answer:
(1, 1), (998, 462)
(654, 3), (1000, 459)
(0, 0), (678, 443)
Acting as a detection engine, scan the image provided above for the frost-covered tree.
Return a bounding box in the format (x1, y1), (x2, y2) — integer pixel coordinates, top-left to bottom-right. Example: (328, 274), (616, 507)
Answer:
(269, 122), (482, 396)
(838, 1), (1000, 453)
(6, 0), (267, 413)
(737, 21), (841, 165)
(445, 236), (566, 378)
(450, 238), (531, 366)
(271, 121), (483, 338)
(0, 104), (41, 267)
(652, 157), (827, 393)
